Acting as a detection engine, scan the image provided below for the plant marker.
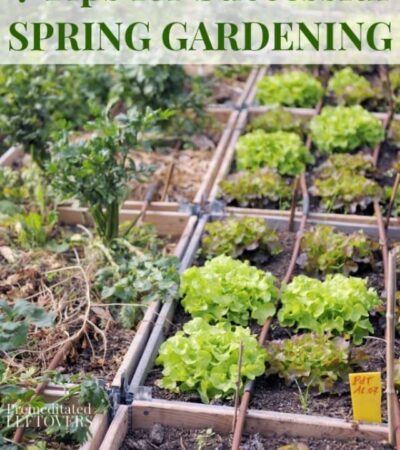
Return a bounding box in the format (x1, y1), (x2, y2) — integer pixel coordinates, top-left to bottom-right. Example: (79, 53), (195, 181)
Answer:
(349, 372), (382, 423)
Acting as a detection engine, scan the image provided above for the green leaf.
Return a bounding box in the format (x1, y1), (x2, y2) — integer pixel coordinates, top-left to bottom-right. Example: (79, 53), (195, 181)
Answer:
(310, 105), (384, 153)
(180, 255), (278, 327)
(157, 318), (266, 403)
(236, 131), (314, 176)
(265, 334), (350, 393)
(201, 217), (282, 260)
(279, 274), (381, 344)
(256, 71), (323, 108)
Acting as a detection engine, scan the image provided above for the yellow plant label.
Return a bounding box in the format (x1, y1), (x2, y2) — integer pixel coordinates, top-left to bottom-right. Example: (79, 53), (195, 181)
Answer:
(349, 372), (382, 423)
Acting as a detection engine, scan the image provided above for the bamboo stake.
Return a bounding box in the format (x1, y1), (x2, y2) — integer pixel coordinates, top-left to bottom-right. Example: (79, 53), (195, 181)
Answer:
(288, 176), (300, 232)
(232, 341), (244, 432)
(387, 249), (397, 446)
(160, 162), (175, 201)
(386, 173), (400, 229)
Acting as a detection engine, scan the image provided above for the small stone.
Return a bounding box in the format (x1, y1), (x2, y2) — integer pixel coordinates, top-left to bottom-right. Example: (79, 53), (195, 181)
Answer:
(242, 434), (265, 450)
(150, 423), (165, 445)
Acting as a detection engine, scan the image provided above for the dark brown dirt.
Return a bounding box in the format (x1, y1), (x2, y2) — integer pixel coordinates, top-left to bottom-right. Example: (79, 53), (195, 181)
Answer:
(122, 426), (392, 450)
(250, 338), (387, 421)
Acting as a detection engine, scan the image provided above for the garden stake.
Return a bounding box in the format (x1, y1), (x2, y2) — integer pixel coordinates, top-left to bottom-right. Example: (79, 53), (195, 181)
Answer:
(161, 161), (176, 201)
(387, 249), (397, 446)
(231, 209), (309, 450)
(386, 173), (400, 229)
(232, 72), (325, 450)
(373, 66), (395, 166)
(124, 181), (162, 236)
(375, 201), (389, 281)
(232, 340), (244, 432)
(288, 176), (300, 232)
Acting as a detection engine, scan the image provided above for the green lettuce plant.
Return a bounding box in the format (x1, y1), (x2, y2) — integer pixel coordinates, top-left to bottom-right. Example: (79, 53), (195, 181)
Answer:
(201, 217), (282, 260)
(236, 130), (314, 176)
(298, 225), (378, 276)
(265, 334), (349, 393)
(256, 71), (323, 108)
(180, 255), (278, 326)
(218, 168), (292, 208)
(156, 318), (266, 403)
(328, 68), (375, 105)
(279, 274), (381, 344)
(311, 169), (382, 213)
(247, 108), (305, 136)
(315, 153), (375, 179)
(214, 65), (252, 80)
(310, 106), (385, 153)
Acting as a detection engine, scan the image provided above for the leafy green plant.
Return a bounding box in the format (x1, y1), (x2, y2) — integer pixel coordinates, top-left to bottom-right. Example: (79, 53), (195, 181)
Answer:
(388, 121), (400, 147)
(256, 71), (323, 108)
(310, 106), (385, 153)
(279, 274), (381, 344)
(214, 65), (252, 80)
(0, 165), (63, 250)
(0, 167), (28, 202)
(110, 65), (206, 136)
(0, 299), (54, 352)
(201, 217), (282, 260)
(384, 185), (400, 218)
(328, 68), (375, 105)
(236, 130), (313, 176)
(298, 225), (378, 276)
(95, 252), (180, 328)
(218, 168), (292, 208)
(246, 108), (305, 136)
(0, 66), (111, 169)
(156, 318), (266, 403)
(265, 334), (349, 393)
(311, 169), (382, 213)
(314, 153), (375, 179)
(180, 255), (278, 326)
(49, 109), (164, 244)
(390, 68), (400, 94)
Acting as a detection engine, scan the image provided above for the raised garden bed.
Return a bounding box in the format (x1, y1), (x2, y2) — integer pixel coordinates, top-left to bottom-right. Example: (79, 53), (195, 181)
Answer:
(0, 106), (238, 211)
(95, 211), (397, 450)
(209, 105), (399, 227)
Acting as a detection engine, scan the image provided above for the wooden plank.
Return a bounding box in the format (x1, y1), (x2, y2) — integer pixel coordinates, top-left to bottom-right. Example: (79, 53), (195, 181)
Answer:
(121, 201), (179, 212)
(131, 400), (388, 443)
(247, 105), (400, 124)
(57, 207), (191, 237)
(99, 406), (129, 450)
(194, 110), (239, 203)
(245, 66), (267, 106)
(128, 215), (208, 393)
(111, 301), (161, 390)
(80, 415), (110, 450)
(208, 110), (248, 202)
(224, 207), (400, 239)
(0, 146), (22, 167)
(237, 68), (259, 109)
